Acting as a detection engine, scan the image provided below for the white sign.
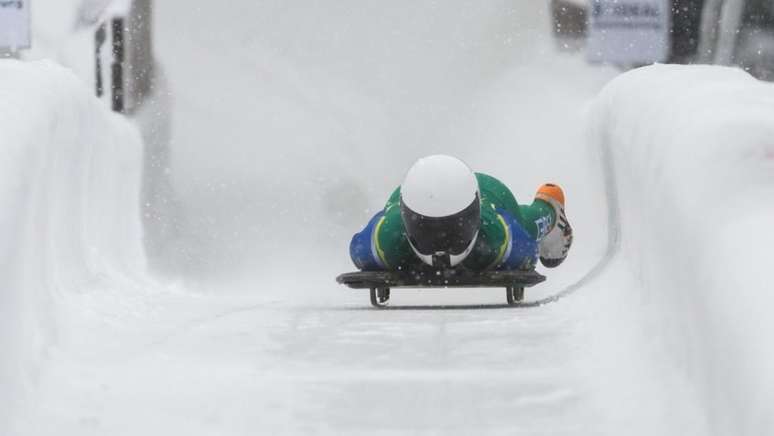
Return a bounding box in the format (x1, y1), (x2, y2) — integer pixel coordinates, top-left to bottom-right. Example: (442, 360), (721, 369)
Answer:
(0, 0), (30, 50)
(587, 0), (670, 65)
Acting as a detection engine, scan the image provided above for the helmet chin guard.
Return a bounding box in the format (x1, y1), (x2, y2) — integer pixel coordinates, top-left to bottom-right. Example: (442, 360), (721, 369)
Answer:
(407, 232), (479, 267)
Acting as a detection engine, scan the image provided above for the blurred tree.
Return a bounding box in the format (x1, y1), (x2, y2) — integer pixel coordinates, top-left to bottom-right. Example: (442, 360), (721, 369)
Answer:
(669, 0), (706, 62)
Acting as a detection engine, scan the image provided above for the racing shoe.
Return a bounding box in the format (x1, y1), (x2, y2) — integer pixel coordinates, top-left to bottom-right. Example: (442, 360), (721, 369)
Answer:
(535, 183), (573, 268)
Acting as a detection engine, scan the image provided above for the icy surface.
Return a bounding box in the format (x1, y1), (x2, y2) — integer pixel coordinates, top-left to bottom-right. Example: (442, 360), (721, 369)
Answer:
(2, 2), (774, 435)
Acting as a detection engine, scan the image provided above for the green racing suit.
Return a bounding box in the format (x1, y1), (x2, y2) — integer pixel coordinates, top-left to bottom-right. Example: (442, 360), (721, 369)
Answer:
(349, 173), (557, 271)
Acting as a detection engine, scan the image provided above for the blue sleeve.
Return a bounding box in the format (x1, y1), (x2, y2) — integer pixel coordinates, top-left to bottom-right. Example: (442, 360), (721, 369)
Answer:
(349, 211), (386, 271)
(496, 208), (539, 270)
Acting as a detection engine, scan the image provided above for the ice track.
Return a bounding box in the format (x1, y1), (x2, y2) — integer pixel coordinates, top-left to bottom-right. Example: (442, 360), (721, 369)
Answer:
(4, 1), (774, 435)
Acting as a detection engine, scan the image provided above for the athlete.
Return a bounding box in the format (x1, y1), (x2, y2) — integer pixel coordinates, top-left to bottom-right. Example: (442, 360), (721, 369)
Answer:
(349, 155), (573, 272)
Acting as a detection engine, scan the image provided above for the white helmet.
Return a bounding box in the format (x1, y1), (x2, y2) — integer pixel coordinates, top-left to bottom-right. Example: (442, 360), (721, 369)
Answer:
(400, 155), (480, 267)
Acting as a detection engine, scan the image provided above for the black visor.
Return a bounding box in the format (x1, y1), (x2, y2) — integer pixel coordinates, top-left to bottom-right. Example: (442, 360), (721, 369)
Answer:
(400, 194), (481, 256)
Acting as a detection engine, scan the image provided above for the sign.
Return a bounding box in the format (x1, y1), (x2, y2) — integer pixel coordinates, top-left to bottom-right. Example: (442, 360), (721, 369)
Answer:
(587, 0), (670, 65)
(0, 0), (30, 50)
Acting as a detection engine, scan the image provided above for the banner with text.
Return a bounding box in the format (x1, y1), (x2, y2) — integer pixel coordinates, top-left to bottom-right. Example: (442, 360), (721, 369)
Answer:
(587, 0), (670, 65)
(0, 0), (30, 50)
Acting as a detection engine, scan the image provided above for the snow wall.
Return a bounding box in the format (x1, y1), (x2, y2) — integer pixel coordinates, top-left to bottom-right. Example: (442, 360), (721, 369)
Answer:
(590, 64), (774, 435)
(0, 60), (145, 432)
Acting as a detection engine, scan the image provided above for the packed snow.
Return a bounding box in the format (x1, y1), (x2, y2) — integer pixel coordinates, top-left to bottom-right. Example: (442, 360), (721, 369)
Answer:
(0, 60), (145, 434)
(588, 64), (774, 434)
(1, 1), (773, 435)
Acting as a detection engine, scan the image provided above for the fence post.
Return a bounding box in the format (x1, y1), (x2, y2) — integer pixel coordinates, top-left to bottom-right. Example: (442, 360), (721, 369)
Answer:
(714, 0), (746, 65)
(126, 0), (153, 112)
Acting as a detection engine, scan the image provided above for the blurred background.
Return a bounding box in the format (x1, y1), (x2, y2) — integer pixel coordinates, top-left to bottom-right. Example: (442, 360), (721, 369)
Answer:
(10, 0), (774, 289)
(4, 2), (774, 434)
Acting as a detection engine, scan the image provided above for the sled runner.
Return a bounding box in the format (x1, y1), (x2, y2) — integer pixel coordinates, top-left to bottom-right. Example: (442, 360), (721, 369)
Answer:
(336, 267), (546, 308)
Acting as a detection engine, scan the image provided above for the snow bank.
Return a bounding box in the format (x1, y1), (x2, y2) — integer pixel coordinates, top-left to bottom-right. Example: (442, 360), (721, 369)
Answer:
(589, 64), (774, 434)
(0, 60), (145, 432)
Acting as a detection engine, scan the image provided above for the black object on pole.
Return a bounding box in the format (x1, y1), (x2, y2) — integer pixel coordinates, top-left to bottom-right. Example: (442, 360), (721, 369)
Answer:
(95, 23), (106, 98)
(111, 18), (125, 113)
